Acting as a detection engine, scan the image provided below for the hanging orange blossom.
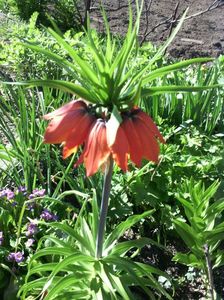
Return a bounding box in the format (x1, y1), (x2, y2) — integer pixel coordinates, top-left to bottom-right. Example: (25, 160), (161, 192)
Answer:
(44, 99), (165, 176)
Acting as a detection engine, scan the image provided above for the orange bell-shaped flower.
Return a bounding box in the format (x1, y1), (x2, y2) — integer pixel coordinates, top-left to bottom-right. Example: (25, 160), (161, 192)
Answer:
(109, 108), (165, 170)
(75, 119), (111, 177)
(44, 101), (165, 176)
(44, 99), (96, 158)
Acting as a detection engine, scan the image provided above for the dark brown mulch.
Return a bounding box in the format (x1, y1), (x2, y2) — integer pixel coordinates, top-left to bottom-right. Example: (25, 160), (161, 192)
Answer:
(90, 0), (224, 58)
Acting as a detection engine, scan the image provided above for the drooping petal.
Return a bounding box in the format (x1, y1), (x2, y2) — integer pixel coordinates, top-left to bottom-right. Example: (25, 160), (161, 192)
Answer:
(76, 120), (111, 177)
(135, 110), (165, 143)
(43, 100), (87, 120)
(44, 109), (86, 144)
(121, 116), (144, 167)
(133, 117), (160, 163)
(109, 125), (129, 172)
(63, 114), (96, 159)
(106, 106), (122, 147)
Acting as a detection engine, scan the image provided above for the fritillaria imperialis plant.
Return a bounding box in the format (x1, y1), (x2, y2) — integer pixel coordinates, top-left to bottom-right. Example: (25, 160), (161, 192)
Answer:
(13, 2), (221, 299)
(43, 98), (165, 260)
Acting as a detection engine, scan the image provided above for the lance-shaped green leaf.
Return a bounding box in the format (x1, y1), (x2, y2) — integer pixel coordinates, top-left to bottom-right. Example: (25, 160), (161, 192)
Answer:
(213, 250), (224, 268)
(44, 274), (89, 300)
(109, 1), (142, 88)
(104, 255), (172, 299)
(28, 247), (74, 264)
(0, 147), (11, 161)
(109, 4), (133, 75)
(105, 267), (135, 300)
(105, 256), (157, 299)
(44, 12), (64, 36)
(28, 263), (78, 277)
(20, 42), (82, 80)
(110, 237), (165, 257)
(121, 78), (143, 107)
(141, 84), (221, 97)
(48, 28), (101, 86)
(19, 277), (53, 299)
(204, 223), (224, 244)
(85, 14), (105, 73)
(101, 6), (113, 65)
(79, 217), (96, 252)
(45, 253), (94, 284)
(127, 9), (189, 89)
(173, 219), (198, 249)
(142, 57), (214, 84)
(205, 198), (224, 219)
(104, 210), (154, 252)
(56, 189), (89, 200)
(173, 253), (204, 268)
(4, 80), (98, 103)
(36, 235), (74, 251)
(39, 221), (94, 255)
(96, 263), (117, 298)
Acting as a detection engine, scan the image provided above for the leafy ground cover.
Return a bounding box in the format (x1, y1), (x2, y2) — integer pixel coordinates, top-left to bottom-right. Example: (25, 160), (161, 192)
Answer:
(0, 2), (224, 299)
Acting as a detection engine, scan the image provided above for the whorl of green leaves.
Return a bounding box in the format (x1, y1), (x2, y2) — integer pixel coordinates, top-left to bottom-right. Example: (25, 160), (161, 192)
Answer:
(4, 0), (218, 111)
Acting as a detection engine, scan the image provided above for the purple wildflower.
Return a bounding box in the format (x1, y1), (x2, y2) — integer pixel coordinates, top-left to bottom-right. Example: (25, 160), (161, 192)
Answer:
(40, 209), (58, 221)
(0, 189), (8, 198)
(7, 252), (24, 263)
(11, 201), (18, 207)
(28, 193), (35, 199)
(0, 189), (18, 207)
(35, 189), (45, 197)
(14, 252), (24, 263)
(0, 231), (3, 246)
(18, 186), (27, 193)
(7, 191), (15, 200)
(26, 222), (38, 237)
(17, 186), (27, 195)
(25, 238), (35, 248)
(0, 189), (15, 200)
(29, 188), (45, 199)
(7, 253), (15, 262)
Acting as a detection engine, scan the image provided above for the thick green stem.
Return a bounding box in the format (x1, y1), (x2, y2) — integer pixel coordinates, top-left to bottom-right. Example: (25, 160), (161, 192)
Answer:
(96, 156), (113, 258)
(204, 244), (215, 300)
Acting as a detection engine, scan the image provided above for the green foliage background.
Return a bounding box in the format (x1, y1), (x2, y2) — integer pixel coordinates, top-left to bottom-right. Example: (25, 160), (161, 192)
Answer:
(0, 3), (224, 299)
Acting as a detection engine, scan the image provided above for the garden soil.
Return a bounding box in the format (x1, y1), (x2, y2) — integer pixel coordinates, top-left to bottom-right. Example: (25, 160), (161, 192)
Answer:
(91, 0), (224, 58)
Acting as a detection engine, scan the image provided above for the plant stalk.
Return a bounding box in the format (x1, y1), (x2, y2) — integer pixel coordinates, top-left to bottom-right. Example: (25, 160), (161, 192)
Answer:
(204, 244), (215, 300)
(96, 155), (113, 258)
(84, 0), (92, 29)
